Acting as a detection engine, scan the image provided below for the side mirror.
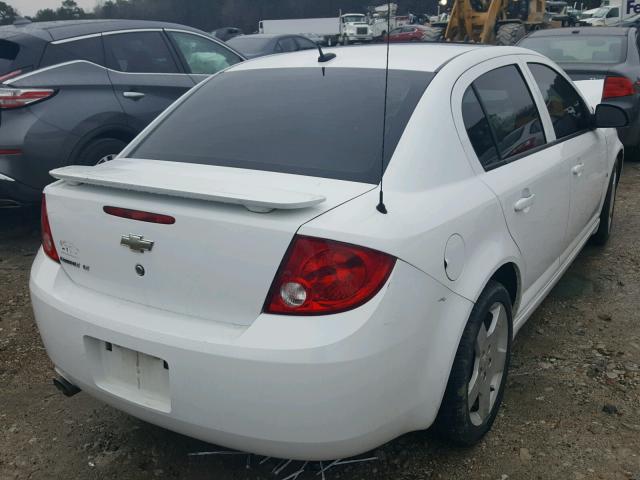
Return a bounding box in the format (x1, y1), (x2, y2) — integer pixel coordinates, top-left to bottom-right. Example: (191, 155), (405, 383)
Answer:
(594, 103), (629, 128)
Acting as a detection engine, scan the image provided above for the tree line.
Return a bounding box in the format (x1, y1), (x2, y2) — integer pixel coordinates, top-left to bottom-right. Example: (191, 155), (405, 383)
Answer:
(1, 0), (604, 33)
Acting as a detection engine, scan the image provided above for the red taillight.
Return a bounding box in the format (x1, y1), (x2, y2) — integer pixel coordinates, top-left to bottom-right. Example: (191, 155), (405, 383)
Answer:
(0, 87), (55, 109)
(264, 235), (396, 315)
(103, 206), (176, 224)
(41, 195), (59, 263)
(602, 76), (635, 100)
(0, 69), (22, 83)
(0, 149), (21, 155)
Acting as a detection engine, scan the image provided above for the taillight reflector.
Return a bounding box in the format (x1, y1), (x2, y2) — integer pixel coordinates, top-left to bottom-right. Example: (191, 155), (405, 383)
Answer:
(41, 195), (60, 263)
(103, 206), (176, 224)
(602, 76), (635, 100)
(264, 235), (396, 315)
(0, 87), (55, 109)
(0, 69), (22, 83)
(0, 149), (21, 155)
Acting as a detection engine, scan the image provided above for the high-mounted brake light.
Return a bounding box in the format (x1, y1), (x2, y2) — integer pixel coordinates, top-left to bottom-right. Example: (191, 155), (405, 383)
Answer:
(103, 206), (176, 224)
(264, 235), (396, 315)
(41, 195), (60, 263)
(602, 76), (635, 100)
(0, 87), (55, 109)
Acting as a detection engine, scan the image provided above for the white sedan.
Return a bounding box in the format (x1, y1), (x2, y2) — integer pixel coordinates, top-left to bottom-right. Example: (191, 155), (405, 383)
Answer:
(31, 44), (626, 460)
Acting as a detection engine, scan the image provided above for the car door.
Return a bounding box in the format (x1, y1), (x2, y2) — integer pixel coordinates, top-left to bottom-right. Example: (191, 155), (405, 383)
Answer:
(103, 30), (195, 132)
(605, 7), (620, 25)
(165, 30), (244, 84)
(453, 59), (572, 305)
(525, 61), (607, 261)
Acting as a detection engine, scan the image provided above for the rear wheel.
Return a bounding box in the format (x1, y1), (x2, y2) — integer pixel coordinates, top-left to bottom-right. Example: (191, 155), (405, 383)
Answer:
(77, 138), (127, 166)
(436, 280), (512, 445)
(495, 23), (526, 46)
(591, 164), (619, 246)
(422, 26), (444, 42)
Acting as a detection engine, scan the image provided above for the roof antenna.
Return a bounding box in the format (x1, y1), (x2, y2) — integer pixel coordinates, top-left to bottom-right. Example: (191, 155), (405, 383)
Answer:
(376, 1), (392, 214)
(317, 44), (336, 63)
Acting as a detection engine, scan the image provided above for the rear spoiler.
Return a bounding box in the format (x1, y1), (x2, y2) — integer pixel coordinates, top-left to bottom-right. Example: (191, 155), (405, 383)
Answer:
(50, 163), (326, 213)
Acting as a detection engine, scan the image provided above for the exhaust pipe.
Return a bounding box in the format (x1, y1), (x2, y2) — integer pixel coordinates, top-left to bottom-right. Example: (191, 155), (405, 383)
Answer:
(53, 376), (81, 397)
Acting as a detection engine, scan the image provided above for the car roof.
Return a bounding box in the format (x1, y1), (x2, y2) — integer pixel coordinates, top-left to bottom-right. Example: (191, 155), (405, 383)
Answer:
(527, 26), (631, 37)
(231, 43), (491, 73)
(0, 19), (204, 42)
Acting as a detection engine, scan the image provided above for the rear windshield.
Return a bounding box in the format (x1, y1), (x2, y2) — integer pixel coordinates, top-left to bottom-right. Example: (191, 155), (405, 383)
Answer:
(0, 39), (19, 75)
(130, 67), (432, 183)
(519, 35), (627, 64)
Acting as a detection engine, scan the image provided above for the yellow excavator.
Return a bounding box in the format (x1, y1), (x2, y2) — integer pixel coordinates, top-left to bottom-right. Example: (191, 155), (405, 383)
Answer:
(423, 0), (568, 45)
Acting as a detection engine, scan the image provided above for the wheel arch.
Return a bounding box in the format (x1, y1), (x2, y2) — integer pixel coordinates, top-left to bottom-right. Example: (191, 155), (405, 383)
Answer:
(69, 125), (137, 164)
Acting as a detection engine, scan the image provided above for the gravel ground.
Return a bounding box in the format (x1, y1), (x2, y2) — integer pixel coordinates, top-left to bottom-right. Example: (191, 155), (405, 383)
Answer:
(1, 164), (639, 480)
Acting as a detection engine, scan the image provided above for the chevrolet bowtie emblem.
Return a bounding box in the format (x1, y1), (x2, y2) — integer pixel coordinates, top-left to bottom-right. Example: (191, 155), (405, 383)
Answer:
(120, 234), (154, 253)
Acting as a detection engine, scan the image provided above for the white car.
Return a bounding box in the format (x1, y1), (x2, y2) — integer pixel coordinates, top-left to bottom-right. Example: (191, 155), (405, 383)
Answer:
(582, 5), (622, 25)
(31, 44), (626, 461)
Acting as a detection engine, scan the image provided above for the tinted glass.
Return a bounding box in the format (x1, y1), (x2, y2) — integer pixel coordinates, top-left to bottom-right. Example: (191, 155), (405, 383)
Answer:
(169, 32), (242, 74)
(278, 37), (298, 52)
(131, 68), (432, 183)
(0, 40), (19, 74)
(295, 37), (317, 50)
(462, 87), (499, 168)
(528, 63), (591, 139)
(104, 32), (178, 73)
(41, 36), (104, 68)
(226, 36), (271, 56)
(519, 35), (627, 64)
(473, 65), (546, 162)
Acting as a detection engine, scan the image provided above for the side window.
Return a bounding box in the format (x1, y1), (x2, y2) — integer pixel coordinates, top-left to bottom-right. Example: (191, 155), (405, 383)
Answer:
(41, 36), (105, 68)
(462, 87), (500, 168)
(278, 37), (298, 52)
(528, 63), (592, 139)
(168, 32), (242, 75)
(295, 37), (317, 51)
(472, 65), (546, 164)
(608, 7), (619, 18)
(103, 32), (179, 73)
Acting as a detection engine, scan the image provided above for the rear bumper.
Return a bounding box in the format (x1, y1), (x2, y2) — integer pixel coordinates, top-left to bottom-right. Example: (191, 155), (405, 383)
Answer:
(30, 251), (473, 460)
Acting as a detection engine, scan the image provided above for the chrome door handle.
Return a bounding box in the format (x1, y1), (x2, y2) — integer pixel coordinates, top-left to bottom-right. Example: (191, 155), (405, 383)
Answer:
(514, 193), (536, 212)
(572, 163), (585, 176)
(123, 91), (145, 100)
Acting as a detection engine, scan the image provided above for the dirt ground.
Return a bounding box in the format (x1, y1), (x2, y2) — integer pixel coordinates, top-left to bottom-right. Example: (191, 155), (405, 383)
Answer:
(1, 166), (639, 480)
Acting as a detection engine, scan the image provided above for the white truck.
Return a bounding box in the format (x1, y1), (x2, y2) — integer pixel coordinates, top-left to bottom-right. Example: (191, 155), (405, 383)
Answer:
(369, 3), (411, 39)
(258, 14), (373, 46)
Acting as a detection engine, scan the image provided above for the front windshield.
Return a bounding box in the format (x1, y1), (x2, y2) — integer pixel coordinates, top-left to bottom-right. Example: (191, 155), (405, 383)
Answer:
(519, 35), (626, 64)
(592, 7), (609, 18)
(343, 15), (366, 23)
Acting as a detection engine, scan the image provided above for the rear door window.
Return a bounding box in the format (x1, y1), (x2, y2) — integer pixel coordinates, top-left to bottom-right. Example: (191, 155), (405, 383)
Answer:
(470, 65), (546, 166)
(104, 32), (179, 73)
(0, 40), (20, 75)
(528, 63), (592, 139)
(168, 31), (242, 75)
(461, 88), (500, 168)
(130, 68), (433, 183)
(41, 36), (105, 68)
(277, 37), (298, 52)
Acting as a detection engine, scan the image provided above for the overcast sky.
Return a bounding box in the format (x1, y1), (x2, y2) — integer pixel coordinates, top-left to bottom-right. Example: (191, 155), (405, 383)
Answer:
(11, 0), (98, 16)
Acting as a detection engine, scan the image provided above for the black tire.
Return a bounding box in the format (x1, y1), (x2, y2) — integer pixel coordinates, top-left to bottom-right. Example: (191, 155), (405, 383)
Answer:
(591, 164), (619, 246)
(77, 138), (127, 166)
(422, 26), (444, 42)
(435, 280), (513, 446)
(495, 23), (526, 46)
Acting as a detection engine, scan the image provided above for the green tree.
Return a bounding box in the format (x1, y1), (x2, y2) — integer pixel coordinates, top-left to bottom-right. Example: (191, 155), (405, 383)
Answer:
(0, 1), (17, 25)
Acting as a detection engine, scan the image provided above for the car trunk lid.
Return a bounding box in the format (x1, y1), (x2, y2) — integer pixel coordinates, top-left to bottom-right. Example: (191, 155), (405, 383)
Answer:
(45, 158), (375, 326)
